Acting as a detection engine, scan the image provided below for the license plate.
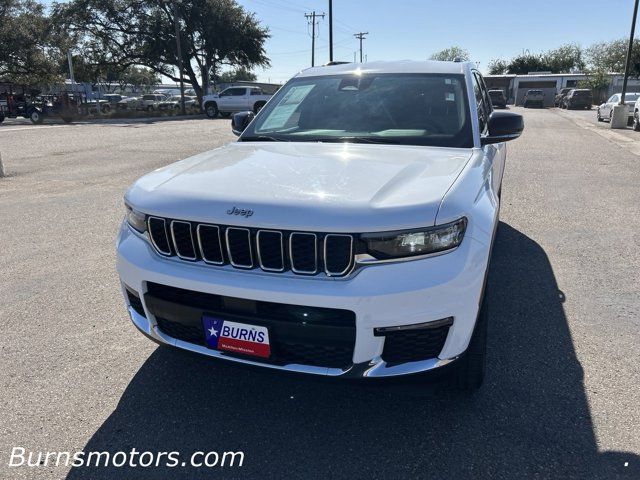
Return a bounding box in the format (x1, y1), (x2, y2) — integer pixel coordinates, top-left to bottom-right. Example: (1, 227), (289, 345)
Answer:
(202, 316), (270, 359)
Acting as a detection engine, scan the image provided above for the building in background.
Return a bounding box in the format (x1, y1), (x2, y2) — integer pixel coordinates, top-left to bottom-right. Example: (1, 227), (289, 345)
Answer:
(484, 73), (640, 106)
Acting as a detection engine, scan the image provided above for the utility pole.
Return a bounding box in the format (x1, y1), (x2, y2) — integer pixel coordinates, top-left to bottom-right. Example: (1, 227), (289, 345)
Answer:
(328, 0), (333, 62)
(354, 32), (368, 63)
(173, 0), (186, 115)
(305, 11), (325, 67)
(163, 0), (186, 115)
(612, 0), (639, 128)
(621, 0), (639, 104)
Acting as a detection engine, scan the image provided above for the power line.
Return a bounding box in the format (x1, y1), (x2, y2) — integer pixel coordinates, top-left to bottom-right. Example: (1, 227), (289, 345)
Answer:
(353, 32), (368, 63)
(305, 11), (325, 67)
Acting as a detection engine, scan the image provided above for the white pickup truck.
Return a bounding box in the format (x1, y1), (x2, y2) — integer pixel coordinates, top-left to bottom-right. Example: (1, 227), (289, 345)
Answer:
(202, 86), (272, 118)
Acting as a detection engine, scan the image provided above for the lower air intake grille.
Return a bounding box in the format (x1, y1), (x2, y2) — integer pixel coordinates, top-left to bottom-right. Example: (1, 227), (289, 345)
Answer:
(145, 283), (356, 369)
(126, 288), (146, 318)
(381, 324), (451, 366)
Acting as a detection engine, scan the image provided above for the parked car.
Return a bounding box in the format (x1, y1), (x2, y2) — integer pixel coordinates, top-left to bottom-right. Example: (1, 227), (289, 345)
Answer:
(523, 89), (545, 108)
(117, 96), (142, 111)
(158, 95), (199, 112)
(632, 97), (640, 131)
(488, 89), (507, 109)
(103, 94), (126, 104)
(554, 87), (572, 107)
(597, 92), (639, 124)
(117, 61), (524, 392)
(562, 89), (593, 110)
(202, 86), (272, 118)
(138, 94), (168, 111)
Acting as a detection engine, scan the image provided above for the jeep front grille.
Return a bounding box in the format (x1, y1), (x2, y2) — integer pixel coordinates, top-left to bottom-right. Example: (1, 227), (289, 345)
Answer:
(146, 217), (355, 277)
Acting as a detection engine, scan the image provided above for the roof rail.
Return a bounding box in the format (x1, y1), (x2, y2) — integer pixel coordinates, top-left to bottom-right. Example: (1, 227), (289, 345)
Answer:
(324, 61), (351, 66)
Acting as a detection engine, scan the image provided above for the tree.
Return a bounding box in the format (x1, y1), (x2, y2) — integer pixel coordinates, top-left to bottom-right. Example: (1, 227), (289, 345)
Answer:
(488, 59), (508, 75)
(216, 67), (257, 84)
(541, 43), (585, 73)
(53, 0), (270, 103)
(505, 54), (545, 74)
(586, 39), (640, 77)
(429, 46), (470, 62)
(0, 0), (65, 85)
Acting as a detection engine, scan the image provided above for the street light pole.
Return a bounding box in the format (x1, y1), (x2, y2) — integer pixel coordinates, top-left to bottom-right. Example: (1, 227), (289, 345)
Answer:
(172, 0), (186, 115)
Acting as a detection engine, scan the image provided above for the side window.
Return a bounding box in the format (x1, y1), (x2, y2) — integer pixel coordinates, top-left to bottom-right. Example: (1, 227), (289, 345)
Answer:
(250, 89), (262, 96)
(232, 88), (247, 96)
(476, 72), (493, 115)
(471, 72), (489, 134)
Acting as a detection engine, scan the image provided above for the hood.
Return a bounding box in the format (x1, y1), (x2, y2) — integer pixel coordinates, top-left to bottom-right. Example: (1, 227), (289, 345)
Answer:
(126, 142), (473, 232)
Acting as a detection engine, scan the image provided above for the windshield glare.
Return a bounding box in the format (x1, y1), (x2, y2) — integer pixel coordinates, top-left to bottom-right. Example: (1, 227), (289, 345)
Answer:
(242, 73), (473, 148)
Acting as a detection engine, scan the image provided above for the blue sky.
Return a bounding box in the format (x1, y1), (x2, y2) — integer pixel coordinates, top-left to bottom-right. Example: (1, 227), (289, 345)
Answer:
(238, 0), (636, 83)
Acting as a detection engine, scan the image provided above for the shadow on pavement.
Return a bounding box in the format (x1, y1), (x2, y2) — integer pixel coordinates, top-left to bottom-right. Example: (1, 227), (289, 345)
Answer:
(67, 223), (639, 479)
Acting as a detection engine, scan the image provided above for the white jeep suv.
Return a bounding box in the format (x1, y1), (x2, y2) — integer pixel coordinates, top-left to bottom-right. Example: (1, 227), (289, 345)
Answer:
(117, 61), (524, 390)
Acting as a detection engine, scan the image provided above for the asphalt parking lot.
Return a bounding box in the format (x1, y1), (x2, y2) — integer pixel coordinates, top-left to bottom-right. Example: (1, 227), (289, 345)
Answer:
(1, 108), (639, 479)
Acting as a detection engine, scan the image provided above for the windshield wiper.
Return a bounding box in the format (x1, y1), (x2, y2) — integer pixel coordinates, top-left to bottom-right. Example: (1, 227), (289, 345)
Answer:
(333, 136), (402, 145)
(240, 135), (289, 142)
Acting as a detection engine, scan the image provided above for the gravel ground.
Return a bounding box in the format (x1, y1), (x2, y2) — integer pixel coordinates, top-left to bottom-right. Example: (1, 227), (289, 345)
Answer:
(0, 110), (638, 479)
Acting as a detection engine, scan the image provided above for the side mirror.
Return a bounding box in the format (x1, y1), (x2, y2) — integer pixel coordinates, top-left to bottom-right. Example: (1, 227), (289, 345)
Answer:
(231, 111), (255, 136)
(481, 111), (524, 145)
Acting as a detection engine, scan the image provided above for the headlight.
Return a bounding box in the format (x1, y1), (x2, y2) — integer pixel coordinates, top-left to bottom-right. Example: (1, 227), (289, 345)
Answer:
(361, 217), (467, 260)
(125, 205), (147, 233)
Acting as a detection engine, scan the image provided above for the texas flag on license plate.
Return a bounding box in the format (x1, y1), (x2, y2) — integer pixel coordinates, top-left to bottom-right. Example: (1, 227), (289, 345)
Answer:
(203, 316), (271, 359)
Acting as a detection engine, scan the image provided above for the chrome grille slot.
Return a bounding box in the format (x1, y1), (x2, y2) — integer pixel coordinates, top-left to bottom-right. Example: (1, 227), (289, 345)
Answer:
(197, 224), (224, 264)
(148, 217), (171, 256)
(257, 230), (284, 272)
(226, 227), (253, 268)
(170, 221), (197, 260)
(290, 232), (318, 274)
(143, 216), (355, 277)
(324, 234), (354, 276)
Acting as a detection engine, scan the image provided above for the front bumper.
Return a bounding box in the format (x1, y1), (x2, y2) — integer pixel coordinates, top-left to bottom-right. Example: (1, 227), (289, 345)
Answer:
(116, 222), (490, 378)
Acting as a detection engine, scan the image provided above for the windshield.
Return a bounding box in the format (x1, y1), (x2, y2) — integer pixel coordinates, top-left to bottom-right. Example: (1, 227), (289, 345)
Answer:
(241, 73), (473, 148)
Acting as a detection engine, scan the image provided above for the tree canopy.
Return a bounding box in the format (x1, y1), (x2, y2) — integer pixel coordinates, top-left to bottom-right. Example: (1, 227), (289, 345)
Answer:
(586, 39), (640, 77)
(429, 46), (470, 62)
(52, 0), (270, 100)
(0, 0), (64, 85)
(216, 67), (258, 84)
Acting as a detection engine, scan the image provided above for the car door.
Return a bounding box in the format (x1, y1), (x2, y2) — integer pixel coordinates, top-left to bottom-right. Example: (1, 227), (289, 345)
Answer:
(218, 88), (246, 111)
(473, 71), (505, 200)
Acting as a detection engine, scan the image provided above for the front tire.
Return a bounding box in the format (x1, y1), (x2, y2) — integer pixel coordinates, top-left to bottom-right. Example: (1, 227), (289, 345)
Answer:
(454, 294), (488, 392)
(29, 110), (43, 124)
(0, 114), (4, 124)
(597, 108), (603, 121)
(633, 113), (640, 131)
(205, 102), (219, 118)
